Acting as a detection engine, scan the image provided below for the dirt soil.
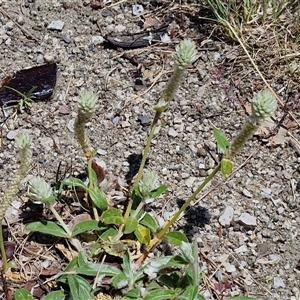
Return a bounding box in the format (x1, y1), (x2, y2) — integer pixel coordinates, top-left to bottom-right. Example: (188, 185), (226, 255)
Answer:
(0, 1), (300, 299)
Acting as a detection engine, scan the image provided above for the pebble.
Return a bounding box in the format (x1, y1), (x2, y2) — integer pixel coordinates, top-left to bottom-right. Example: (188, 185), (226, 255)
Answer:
(219, 206), (234, 226)
(273, 277), (285, 288)
(168, 128), (177, 137)
(67, 119), (75, 132)
(225, 264), (236, 273)
(132, 4), (144, 15)
(97, 148), (107, 155)
(47, 20), (65, 31)
(277, 207), (284, 214)
(115, 24), (126, 32)
(91, 35), (104, 45)
(137, 115), (151, 127)
(44, 54), (54, 62)
(39, 137), (54, 151)
(185, 176), (196, 188)
(234, 245), (248, 254)
(238, 212), (256, 227)
(102, 9), (115, 17)
(6, 130), (17, 140)
(242, 188), (253, 198)
(121, 121), (130, 128)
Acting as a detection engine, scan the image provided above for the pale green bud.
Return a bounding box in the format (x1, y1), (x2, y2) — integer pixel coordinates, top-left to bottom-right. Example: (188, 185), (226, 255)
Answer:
(15, 133), (32, 150)
(252, 90), (277, 121)
(179, 241), (195, 264)
(173, 39), (197, 69)
(139, 171), (159, 199)
(28, 177), (55, 205)
(78, 90), (98, 115)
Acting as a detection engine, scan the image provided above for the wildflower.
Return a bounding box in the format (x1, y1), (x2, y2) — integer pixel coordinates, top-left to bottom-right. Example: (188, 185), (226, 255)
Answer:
(225, 89), (277, 159)
(28, 177), (55, 205)
(139, 171), (160, 200)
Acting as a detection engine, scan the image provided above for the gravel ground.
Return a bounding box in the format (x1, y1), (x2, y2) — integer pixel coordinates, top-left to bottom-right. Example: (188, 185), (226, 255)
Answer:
(0, 1), (300, 299)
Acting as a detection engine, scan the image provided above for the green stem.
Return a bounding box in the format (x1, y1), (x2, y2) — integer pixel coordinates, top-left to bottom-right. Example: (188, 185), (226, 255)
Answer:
(0, 224), (7, 270)
(147, 163), (221, 252)
(49, 205), (72, 237)
(123, 112), (162, 224)
(134, 112), (161, 187)
(87, 159), (99, 221)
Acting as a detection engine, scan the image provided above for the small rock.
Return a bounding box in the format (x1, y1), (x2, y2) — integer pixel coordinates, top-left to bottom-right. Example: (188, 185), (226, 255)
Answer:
(225, 264), (236, 273)
(102, 9), (115, 17)
(91, 35), (104, 45)
(277, 207), (284, 214)
(115, 24), (126, 32)
(44, 54), (54, 62)
(185, 177), (196, 188)
(97, 148), (107, 155)
(121, 121), (130, 128)
(47, 20), (65, 31)
(67, 119), (75, 132)
(132, 4), (144, 15)
(6, 130), (17, 140)
(234, 245), (248, 254)
(197, 147), (207, 157)
(137, 115), (151, 127)
(273, 277), (285, 288)
(168, 128), (177, 137)
(219, 206), (234, 226)
(242, 188), (253, 198)
(181, 172), (190, 179)
(39, 137), (53, 151)
(238, 212), (256, 227)
(261, 187), (272, 198)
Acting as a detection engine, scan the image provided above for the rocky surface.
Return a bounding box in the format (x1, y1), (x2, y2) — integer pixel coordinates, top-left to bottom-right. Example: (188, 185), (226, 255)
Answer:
(0, 1), (299, 299)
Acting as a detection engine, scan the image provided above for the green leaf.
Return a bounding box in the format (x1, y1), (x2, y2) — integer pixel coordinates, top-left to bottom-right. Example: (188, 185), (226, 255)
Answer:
(124, 216), (138, 234)
(164, 255), (190, 268)
(111, 273), (129, 289)
(144, 289), (176, 300)
(14, 289), (34, 300)
(134, 224), (151, 245)
(67, 275), (94, 300)
(213, 127), (230, 153)
(89, 188), (107, 210)
(101, 208), (123, 225)
(180, 285), (198, 300)
(221, 158), (233, 178)
(72, 220), (106, 236)
(61, 177), (88, 190)
(122, 250), (133, 279)
(42, 290), (65, 300)
(165, 231), (188, 246)
(74, 252), (122, 277)
(158, 273), (180, 288)
(149, 185), (168, 198)
(25, 221), (70, 238)
(140, 213), (158, 232)
(124, 289), (141, 298)
(87, 165), (98, 188)
(100, 228), (119, 241)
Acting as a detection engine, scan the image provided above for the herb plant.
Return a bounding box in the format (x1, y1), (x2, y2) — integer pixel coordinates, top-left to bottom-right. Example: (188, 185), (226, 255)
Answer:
(0, 39), (276, 300)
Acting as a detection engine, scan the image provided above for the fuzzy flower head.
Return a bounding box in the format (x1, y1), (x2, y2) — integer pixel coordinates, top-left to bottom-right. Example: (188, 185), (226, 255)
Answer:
(138, 171), (160, 200)
(173, 39), (197, 69)
(252, 90), (277, 121)
(77, 90), (98, 115)
(15, 133), (32, 150)
(28, 177), (55, 205)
